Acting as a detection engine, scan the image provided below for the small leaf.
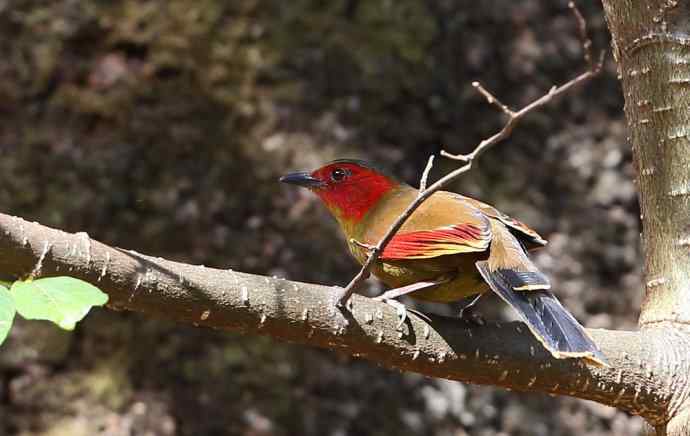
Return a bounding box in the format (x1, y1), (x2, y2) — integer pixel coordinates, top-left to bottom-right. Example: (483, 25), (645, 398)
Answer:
(0, 285), (15, 346)
(12, 277), (108, 330)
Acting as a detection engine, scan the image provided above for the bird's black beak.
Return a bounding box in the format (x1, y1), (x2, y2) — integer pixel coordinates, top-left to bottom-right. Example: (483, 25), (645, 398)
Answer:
(279, 171), (325, 189)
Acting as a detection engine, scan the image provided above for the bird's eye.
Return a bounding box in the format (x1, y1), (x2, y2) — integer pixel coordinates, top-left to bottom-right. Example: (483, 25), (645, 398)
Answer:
(331, 168), (347, 182)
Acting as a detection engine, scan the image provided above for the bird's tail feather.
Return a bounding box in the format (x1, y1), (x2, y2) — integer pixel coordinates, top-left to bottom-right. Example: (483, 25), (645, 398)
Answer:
(476, 261), (607, 367)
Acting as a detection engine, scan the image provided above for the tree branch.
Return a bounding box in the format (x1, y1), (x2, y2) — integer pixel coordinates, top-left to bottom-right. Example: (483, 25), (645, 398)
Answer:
(0, 212), (680, 425)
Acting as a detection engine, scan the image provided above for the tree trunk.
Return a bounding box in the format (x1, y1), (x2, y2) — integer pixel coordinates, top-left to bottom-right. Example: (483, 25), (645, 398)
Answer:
(602, 1), (690, 434)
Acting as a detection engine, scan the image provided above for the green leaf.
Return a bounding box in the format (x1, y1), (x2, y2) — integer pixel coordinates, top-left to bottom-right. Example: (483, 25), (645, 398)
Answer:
(12, 277), (108, 330)
(0, 285), (16, 346)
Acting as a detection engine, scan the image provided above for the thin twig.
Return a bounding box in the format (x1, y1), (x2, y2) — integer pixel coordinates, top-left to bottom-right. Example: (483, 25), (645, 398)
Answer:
(336, 2), (604, 305)
(473, 81), (516, 117)
(350, 238), (376, 252)
(419, 155), (436, 191)
(569, 1), (593, 70)
(440, 67), (600, 163)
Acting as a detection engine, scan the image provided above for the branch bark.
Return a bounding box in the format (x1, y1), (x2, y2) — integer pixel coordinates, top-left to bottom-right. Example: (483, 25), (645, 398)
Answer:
(0, 212), (680, 426)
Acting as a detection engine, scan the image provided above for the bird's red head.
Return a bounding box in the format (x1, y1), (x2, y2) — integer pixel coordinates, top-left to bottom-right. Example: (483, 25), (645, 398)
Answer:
(280, 159), (400, 225)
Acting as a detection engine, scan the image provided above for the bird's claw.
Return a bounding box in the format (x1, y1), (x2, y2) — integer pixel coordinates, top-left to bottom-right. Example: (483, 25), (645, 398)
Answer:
(409, 308), (433, 324)
(458, 304), (485, 325)
(373, 297), (407, 329)
(465, 312), (485, 326)
(373, 297), (432, 330)
(334, 286), (354, 309)
(378, 298), (408, 329)
(457, 294), (484, 325)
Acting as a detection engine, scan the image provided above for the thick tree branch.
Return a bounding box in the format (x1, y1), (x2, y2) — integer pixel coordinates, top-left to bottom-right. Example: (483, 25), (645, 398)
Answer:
(0, 212), (681, 425)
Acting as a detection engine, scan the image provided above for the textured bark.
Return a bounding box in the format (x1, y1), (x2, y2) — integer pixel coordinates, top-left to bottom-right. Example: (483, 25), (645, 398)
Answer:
(0, 212), (679, 426)
(602, 0), (690, 434)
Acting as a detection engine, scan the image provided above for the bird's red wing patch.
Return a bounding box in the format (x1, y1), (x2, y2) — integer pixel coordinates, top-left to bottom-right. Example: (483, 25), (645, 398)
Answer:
(381, 224), (491, 260)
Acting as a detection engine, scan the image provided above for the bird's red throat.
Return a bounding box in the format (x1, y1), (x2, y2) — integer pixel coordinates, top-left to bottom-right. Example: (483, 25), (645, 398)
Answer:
(315, 170), (397, 224)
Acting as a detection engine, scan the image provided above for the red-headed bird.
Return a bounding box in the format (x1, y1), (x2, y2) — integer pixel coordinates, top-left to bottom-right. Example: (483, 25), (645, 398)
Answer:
(281, 159), (606, 366)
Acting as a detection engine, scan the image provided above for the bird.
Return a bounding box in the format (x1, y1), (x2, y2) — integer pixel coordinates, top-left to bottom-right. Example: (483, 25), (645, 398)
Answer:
(280, 159), (606, 366)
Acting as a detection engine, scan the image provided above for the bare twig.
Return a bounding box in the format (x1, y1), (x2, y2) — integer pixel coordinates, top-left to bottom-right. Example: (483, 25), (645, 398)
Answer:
(350, 238), (376, 252)
(473, 81), (516, 117)
(440, 67), (600, 163)
(419, 155), (436, 191)
(569, 1), (593, 69)
(336, 2), (604, 305)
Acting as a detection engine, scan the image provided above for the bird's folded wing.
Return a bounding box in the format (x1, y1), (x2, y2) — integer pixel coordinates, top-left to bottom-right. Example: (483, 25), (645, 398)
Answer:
(381, 223), (491, 260)
(458, 195), (547, 247)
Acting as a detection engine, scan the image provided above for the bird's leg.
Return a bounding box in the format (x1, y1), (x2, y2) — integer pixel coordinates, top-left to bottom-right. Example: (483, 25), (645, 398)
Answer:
(375, 280), (445, 300)
(373, 277), (451, 329)
(455, 293), (485, 325)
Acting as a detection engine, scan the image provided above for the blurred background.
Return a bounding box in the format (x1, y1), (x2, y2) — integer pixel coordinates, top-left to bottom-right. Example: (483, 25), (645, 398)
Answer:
(0, 0), (643, 435)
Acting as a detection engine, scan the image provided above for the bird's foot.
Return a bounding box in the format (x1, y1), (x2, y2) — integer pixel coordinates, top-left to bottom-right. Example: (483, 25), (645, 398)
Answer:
(457, 294), (485, 326)
(372, 297), (431, 330)
(376, 297), (408, 330)
(464, 311), (485, 326)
